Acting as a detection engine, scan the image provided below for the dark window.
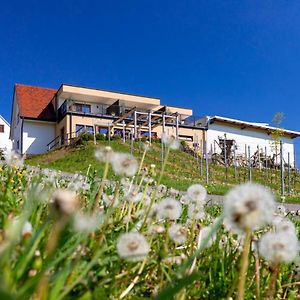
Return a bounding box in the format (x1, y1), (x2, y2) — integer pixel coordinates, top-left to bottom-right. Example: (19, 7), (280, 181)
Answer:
(76, 124), (94, 136)
(0, 125), (4, 133)
(17, 140), (19, 149)
(75, 103), (91, 113)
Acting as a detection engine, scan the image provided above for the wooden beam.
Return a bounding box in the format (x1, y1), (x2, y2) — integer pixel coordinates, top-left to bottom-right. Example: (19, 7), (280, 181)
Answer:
(112, 106), (136, 125)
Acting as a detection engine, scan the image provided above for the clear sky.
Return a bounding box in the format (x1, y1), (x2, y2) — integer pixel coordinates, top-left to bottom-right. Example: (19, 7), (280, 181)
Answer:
(1, 1), (300, 155)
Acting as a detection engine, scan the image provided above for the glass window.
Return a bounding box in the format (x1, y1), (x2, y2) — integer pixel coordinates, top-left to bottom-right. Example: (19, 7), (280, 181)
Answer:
(75, 103), (91, 113)
(76, 124), (84, 136)
(86, 126), (94, 134)
(0, 125), (4, 133)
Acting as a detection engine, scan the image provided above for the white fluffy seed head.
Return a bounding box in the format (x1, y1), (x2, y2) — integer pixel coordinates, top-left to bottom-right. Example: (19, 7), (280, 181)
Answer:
(224, 182), (276, 233)
(52, 189), (79, 216)
(156, 198), (182, 220)
(272, 216), (297, 235)
(161, 133), (180, 150)
(95, 146), (114, 163)
(188, 203), (205, 220)
(22, 221), (33, 238)
(117, 232), (150, 262)
(169, 224), (188, 244)
(259, 231), (299, 264)
(111, 153), (138, 177)
(4, 150), (24, 168)
(199, 225), (216, 249)
(187, 184), (207, 203)
(73, 212), (103, 233)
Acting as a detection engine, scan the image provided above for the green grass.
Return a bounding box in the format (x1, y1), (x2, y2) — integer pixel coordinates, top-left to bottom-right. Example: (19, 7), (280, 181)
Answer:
(26, 140), (300, 203)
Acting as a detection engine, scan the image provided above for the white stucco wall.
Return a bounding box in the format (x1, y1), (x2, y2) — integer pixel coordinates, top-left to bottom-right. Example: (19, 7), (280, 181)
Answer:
(206, 123), (295, 165)
(11, 103), (23, 153)
(23, 120), (55, 154)
(0, 117), (12, 151)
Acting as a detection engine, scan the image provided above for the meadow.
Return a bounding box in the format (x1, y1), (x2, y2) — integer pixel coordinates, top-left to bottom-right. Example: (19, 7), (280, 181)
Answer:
(0, 135), (300, 299)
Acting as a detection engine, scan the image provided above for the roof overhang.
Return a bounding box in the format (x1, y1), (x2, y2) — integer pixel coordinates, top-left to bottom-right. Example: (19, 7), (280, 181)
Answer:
(57, 84), (161, 110)
(209, 116), (300, 139)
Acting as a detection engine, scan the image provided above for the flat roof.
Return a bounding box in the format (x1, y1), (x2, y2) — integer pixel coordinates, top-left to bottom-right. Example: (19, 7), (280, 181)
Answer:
(209, 115), (300, 139)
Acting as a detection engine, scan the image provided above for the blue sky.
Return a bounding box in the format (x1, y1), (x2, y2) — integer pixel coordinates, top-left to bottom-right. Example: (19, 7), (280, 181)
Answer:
(1, 1), (300, 153)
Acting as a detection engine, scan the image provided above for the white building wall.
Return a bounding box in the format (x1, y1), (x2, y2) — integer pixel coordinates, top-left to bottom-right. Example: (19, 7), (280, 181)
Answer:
(23, 121), (55, 154)
(206, 123), (295, 165)
(0, 117), (12, 151)
(11, 104), (23, 153)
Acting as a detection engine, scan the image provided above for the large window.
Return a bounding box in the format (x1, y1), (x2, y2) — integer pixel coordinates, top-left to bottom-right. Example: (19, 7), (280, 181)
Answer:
(76, 124), (94, 136)
(75, 103), (91, 113)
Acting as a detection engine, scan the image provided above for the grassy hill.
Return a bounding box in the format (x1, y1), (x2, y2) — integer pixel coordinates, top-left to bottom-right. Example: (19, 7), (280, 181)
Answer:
(26, 139), (300, 203)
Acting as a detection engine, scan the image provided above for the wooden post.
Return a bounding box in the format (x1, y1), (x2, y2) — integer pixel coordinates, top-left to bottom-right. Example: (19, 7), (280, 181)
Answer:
(134, 111), (137, 139)
(205, 139), (209, 184)
(224, 134), (228, 181)
(233, 142), (237, 179)
(122, 121), (126, 143)
(288, 152), (291, 195)
(280, 141), (285, 197)
(265, 146), (268, 183)
(248, 145), (252, 181)
(148, 112), (152, 144)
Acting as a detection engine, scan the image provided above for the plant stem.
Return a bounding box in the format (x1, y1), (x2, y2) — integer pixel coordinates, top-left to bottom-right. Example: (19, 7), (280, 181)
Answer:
(266, 263), (280, 300)
(93, 161), (109, 212)
(237, 227), (251, 300)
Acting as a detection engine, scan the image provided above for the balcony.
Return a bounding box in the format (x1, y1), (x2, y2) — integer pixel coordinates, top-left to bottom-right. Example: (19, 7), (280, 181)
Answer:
(57, 99), (205, 129)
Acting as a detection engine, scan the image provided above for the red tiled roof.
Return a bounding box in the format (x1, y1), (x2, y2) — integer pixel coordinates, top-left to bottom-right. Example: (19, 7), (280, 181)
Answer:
(15, 84), (57, 121)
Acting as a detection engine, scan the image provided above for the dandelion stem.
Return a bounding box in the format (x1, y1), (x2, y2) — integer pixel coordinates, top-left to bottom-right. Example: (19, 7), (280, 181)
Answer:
(140, 147), (170, 231)
(93, 161), (109, 212)
(253, 252), (261, 300)
(266, 263), (280, 299)
(119, 257), (147, 299)
(237, 227), (251, 300)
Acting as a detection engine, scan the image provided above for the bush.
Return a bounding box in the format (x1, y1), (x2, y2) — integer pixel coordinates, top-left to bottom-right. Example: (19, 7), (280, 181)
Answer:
(95, 133), (106, 141)
(78, 132), (94, 142)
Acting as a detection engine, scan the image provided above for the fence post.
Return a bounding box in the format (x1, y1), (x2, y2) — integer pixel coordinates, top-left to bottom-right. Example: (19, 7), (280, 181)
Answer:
(205, 139), (209, 184)
(288, 152), (291, 195)
(265, 146), (268, 183)
(280, 141), (285, 197)
(200, 139), (203, 177)
(233, 142), (237, 179)
(224, 134), (228, 181)
(248, 145), (252, 181)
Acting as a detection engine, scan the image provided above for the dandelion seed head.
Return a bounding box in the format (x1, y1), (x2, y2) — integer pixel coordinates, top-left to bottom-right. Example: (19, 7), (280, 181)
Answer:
(187, 184), (207, 203)
(4, 150), (24, 168)
(161, 133), (180, 150)
(112, 153), (138, 177)
(187, 203), (205, 220)
(224, 182), (276, 232)
(199, 225), (216, 249)
(95, 146), (113, 162)
(52, 189), (79, 216)
(169, 224), (187, 244)
(73, 212), (103, 233)
(117, 232), (149, 262)
(259, 231), (299, 264)
(22, 221), (32, 238)
(156, 198), (182, 220)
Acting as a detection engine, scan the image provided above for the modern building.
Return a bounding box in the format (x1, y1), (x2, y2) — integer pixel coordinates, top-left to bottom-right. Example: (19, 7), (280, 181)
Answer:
(197, 115), (300, 165)
(10, 84), (204, 154)
(9, 83), (300, 163)
(0, 115), (12, 152)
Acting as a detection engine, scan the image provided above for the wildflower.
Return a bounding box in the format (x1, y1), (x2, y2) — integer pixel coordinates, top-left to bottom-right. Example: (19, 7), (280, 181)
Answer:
(73, 212), (103, 233)
(102, 193), (118, 207)
(275, 205), (286, 216)
(169, 224), (187, 244)
(224, 182), (275, 233)
(111, 153), (138, 177)
(142, 141), (150, 151)
(95, 146), (114, 162)
(52, 189), (79, 216)
(272, 217), (297, 235)
(259, 231), (299, 264)
(168, 187), (180, 197)
(199, 225), (216, 249)
(187, 203), (205, 220)
(148, 225), (165, 234)
(4, 150), (24, 168)
(187, 184), (207, 203)
(156, 198), (182, 220)
(117, 232), (149, 262)
(161, 133), (180, 150)
(22, 221), (33, 239)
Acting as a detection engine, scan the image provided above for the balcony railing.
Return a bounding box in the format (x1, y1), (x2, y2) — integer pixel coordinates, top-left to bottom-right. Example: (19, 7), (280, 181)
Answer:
(57, 99), (206, 129)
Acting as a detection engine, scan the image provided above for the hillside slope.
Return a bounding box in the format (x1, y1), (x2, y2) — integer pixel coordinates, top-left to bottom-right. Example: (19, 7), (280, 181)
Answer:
(26, 140), (300, 202)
